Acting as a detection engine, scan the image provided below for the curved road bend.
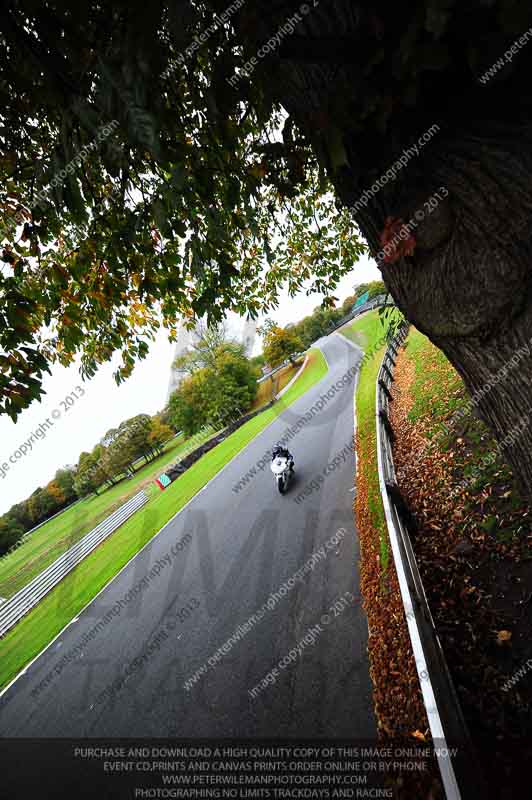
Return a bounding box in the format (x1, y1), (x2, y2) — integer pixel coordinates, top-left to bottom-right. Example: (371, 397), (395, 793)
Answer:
(0, 333), (376, 738)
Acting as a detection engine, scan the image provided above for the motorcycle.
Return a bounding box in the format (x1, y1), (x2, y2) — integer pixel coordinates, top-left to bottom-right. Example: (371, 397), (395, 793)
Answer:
(270, 454), (293, 494)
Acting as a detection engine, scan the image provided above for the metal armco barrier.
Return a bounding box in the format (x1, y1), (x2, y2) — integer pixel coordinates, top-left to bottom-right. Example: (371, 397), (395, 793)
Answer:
(375, 323), (487, 799)
(0, 490), (148, 638)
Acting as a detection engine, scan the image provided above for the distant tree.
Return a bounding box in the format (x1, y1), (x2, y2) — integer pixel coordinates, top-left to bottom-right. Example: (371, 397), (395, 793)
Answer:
(257, 319), (278, 338)
(101, 439), (132, 479)
(291, 305), (344, 348)
(352, 280), (386, 303)
(366, 280), (387, 300)
(322, 306), (344, 328)
(93, 443), (120, 486)
(169, 375), (208, 437)
(148, 417), (174, 455)
(169, 345), (257, 435)
(74, 451), (103, 497)
(341, 295), (357, 314)
(263, 326), (304, 368)
(99, 440), (131, 481)
(100, 414), (160, 478)
(292, 314), (317, 348)
(25, 489), (40, 523)
(54, 467), (78, 502)
(122, 414), (156, 464)
(27, 487), (56, 524)
(250, 353), (266, 371)
(158, 404), (180, 433)
(7, 501), (33, 533)
(0, 517), (24, 556)
(46, 480), (66, 507)
(210, 347), (258, 421)
(100, 426), (120, 448)
(99, 418), (148, 476)
(173, 321), (232, 377)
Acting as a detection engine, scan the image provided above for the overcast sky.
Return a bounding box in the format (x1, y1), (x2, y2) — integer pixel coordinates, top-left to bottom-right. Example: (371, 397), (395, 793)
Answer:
(0, 254), (380, 515)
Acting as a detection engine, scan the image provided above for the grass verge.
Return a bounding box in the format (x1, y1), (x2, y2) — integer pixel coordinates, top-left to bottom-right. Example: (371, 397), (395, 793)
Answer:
(339, 309), (390, 348)
(0, 348), (326, 690)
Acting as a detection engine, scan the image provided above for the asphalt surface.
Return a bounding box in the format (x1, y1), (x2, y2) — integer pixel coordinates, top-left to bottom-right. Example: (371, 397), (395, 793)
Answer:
(0, 332), (376, 740)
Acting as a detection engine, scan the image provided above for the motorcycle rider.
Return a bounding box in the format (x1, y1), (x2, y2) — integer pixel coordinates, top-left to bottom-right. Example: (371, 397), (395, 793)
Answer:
(271, 445), (294, 472)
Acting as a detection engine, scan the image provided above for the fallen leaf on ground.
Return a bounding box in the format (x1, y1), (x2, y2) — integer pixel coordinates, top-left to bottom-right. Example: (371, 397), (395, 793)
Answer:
(496, 630), (512, 644)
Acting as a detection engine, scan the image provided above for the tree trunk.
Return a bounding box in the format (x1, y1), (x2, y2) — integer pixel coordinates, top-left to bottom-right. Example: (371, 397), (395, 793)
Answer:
(235, 2), (532, 494)
(447, 323), (532, 492)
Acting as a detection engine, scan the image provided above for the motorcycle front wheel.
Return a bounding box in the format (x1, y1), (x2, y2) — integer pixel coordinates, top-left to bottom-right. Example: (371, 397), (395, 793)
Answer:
(277, 476), (286, 494)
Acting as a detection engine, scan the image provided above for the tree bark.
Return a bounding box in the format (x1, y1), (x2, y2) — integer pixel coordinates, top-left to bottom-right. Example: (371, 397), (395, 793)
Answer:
(447, 322), (532, 492)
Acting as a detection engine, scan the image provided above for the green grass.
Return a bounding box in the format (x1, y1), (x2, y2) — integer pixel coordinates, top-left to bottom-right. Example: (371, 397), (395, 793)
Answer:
(349, 308), (403, 576)
(0, 348), (327, 690)
(405, 329), (463, 428)
(353, 321), (389, 574)
(339, 309), (394, 349)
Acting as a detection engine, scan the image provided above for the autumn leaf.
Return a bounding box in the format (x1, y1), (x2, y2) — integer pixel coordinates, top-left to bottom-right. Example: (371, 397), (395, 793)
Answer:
(380, 216), (416, 263)
(496, 630), (512, 645)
